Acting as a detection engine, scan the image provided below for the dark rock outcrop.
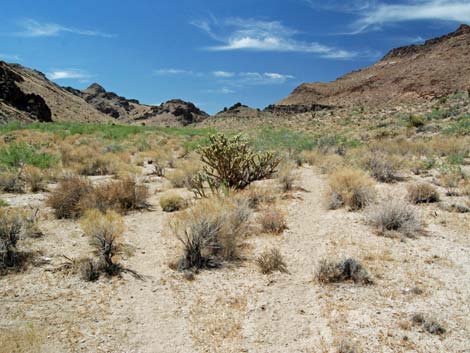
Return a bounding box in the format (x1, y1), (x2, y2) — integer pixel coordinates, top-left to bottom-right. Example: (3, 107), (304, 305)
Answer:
(0, 61), (52, 122)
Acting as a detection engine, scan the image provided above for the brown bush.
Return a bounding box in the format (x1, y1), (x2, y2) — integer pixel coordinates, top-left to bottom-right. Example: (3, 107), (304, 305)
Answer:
(79, 178), (149, 214)
(316, 257), (372, 284)
(172, 198), (252, 271)
(256, 248), (288, 274)
(407, 183), (440, 204)
(368, 197), (423, 237)
(327, 168), (376, 210)
(0, 209), (23, 270)
(412, 313), (446, 335)
(0, 170), (25, 193)
(23, 166), (48, 192)
(363, 152), (400, 183)
(258, 208), (287, 234)
(159, 192), (187, 212)
(47, 176), (93, 219)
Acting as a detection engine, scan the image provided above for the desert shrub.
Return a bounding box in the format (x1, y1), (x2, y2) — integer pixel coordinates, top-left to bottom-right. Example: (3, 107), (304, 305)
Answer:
(277, 162), (297, 192)
(327, 168), (376, 210)
(79, 178), (149, 214)
(0, 142), (58, 169)
(172, 198), (251, 271)
(0, 170), (25, 193)
(460, 179), (470, 196)
(412, 313), (446, 335)
(407, 183), (440, 204)
(336, 340), (359, 353)
(256, 248), (288, 274)
(316, 257), (372, 284)
(77, 257), (101, 282)
(258, 208), (287, 234)
(0, 200), (9, 207)
(23, 166), (48, 192)
(407, 115), (425, 128)
(198, 133), (281, 190)
(0, 209), (23, 270)
(368, 197), (423, 237)
(363, 153), (400, 182)
(81, 209), (125, 277)
(166, 158), (201, 188)
(241, 186), (277, 210)
(47, 176), (92, 219)
(160, 192), (187, 212)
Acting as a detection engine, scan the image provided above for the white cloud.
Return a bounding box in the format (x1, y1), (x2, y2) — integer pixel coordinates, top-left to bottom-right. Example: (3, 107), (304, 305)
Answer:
(213, 70), (235, 78)
(351, 1), (470, 34)
(191, 17), (360, 59)
(153, 68), (193, 76)
(238, 72), (295, 85)
(0, 53), (21, 61)
(47, 69), (91, 81)
(205, 87), (236, 94)
(16, 19), (115, 38)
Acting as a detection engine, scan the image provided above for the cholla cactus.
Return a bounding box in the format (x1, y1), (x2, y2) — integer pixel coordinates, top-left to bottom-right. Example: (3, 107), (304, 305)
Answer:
(197, 134), (281, 190)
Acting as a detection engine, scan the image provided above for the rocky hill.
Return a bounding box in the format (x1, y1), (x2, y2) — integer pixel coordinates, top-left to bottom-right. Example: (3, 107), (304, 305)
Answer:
(278, 24), (470, 108)
(0, 62), (208, 126)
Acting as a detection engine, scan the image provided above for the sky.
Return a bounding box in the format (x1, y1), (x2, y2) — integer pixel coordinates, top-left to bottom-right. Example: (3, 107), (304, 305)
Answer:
(1, 0), (469, 114)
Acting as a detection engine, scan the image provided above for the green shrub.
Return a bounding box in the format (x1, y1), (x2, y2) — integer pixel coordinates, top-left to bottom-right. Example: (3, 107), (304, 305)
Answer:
(198, 133), (281, 190)
(0, 143), (58, 169)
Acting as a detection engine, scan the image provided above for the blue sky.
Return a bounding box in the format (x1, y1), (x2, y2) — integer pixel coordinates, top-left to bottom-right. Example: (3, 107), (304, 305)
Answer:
(1, 0), (469, 114)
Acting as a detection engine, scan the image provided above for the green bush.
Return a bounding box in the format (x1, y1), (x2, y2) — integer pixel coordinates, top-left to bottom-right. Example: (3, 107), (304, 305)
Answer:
(198, 134), (281, 190)
(0, 143), (58, 169)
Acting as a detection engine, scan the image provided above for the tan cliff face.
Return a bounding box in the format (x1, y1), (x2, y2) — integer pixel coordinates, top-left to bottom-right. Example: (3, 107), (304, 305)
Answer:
(278, 24), (470, 108)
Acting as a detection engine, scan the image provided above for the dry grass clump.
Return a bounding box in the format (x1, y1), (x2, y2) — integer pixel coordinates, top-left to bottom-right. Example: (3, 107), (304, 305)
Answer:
(460, 179), (470, 196)
(256, 248), (288, 274)
(258, 208), (287, 234)
(277, 162), (298, 192)
(159, 191), (187, 212)
(317, 153), (345, 174)
(368, 197), (423, 237)
(363, 152), (400, 183)
(47, 176), (92, 219)
(80, 209), (137, 278)
(316, 257), (372, 284)
(171, 197), (252, 271)
(0, 209), (24, 271)
(79, 177), (149, 214)
(0, 170), (25, 193)
(239, 186), (277, 210)
(336, 339), (359, 353)
(407, 183), (440, 204)
(0, 324), (45, 353)
(23, 166), (48, 192)
(327, 168), (376, 210)
(48, 177), (149, 219)
(412, 313), (446, 335)
(166, 158), (202, 188)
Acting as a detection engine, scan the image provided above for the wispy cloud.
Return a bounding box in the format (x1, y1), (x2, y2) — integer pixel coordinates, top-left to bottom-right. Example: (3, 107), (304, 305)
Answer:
(0, 53), (21, 61)
(237, 72), (295, 85)
(212, 70), (235, 78)
(191, 17), (360, 59)
(205, 87), (236, 94)
(47, 69), (92, 82)
(153, 68), (194, 76)
(16, 19), (115, 38)
(348, 1), (470, 34)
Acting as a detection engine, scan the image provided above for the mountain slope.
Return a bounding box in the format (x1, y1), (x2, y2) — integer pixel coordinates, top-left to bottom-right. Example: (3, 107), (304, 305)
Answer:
(278, 24), (470, 107)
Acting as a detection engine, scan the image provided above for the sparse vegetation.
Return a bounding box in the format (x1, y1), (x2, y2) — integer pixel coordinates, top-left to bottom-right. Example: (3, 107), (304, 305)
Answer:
(258, 208), (287, 234)
(327, 167), (376, 210)
(412, 313), (446, 335)
(160, 192), (187, 212)
(407, 183), (440, 204)
(0, 209), (24, 271)
(47, 176), (93, 219)
(316, 257), (372, 284)
(368, 197), (423, 237)
(256, 248), (288, 274)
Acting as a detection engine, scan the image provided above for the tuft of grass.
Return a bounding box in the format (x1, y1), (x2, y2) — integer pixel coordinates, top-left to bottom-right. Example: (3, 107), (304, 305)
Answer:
(0, 323), (45, 353)
(412, 313), (446, 335)
(368, 197), (423, 237)
(47, 176), (93, 219)
(258, 208), (287, 234)
(327, 167), (376, 210)
(160, 192), (187, 212)
(407, 183), (440, 204)
(256, 248), (288, 274)
(171, 197), (251, 271)
(80, 209), (125, 277)
(316, 257), (372, 285)
(0, 199), (9, 207)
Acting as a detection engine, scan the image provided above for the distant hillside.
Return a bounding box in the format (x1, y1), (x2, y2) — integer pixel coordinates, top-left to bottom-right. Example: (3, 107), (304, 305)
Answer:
(278, 24), (470, 108)
(0, 61), (208, 126)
